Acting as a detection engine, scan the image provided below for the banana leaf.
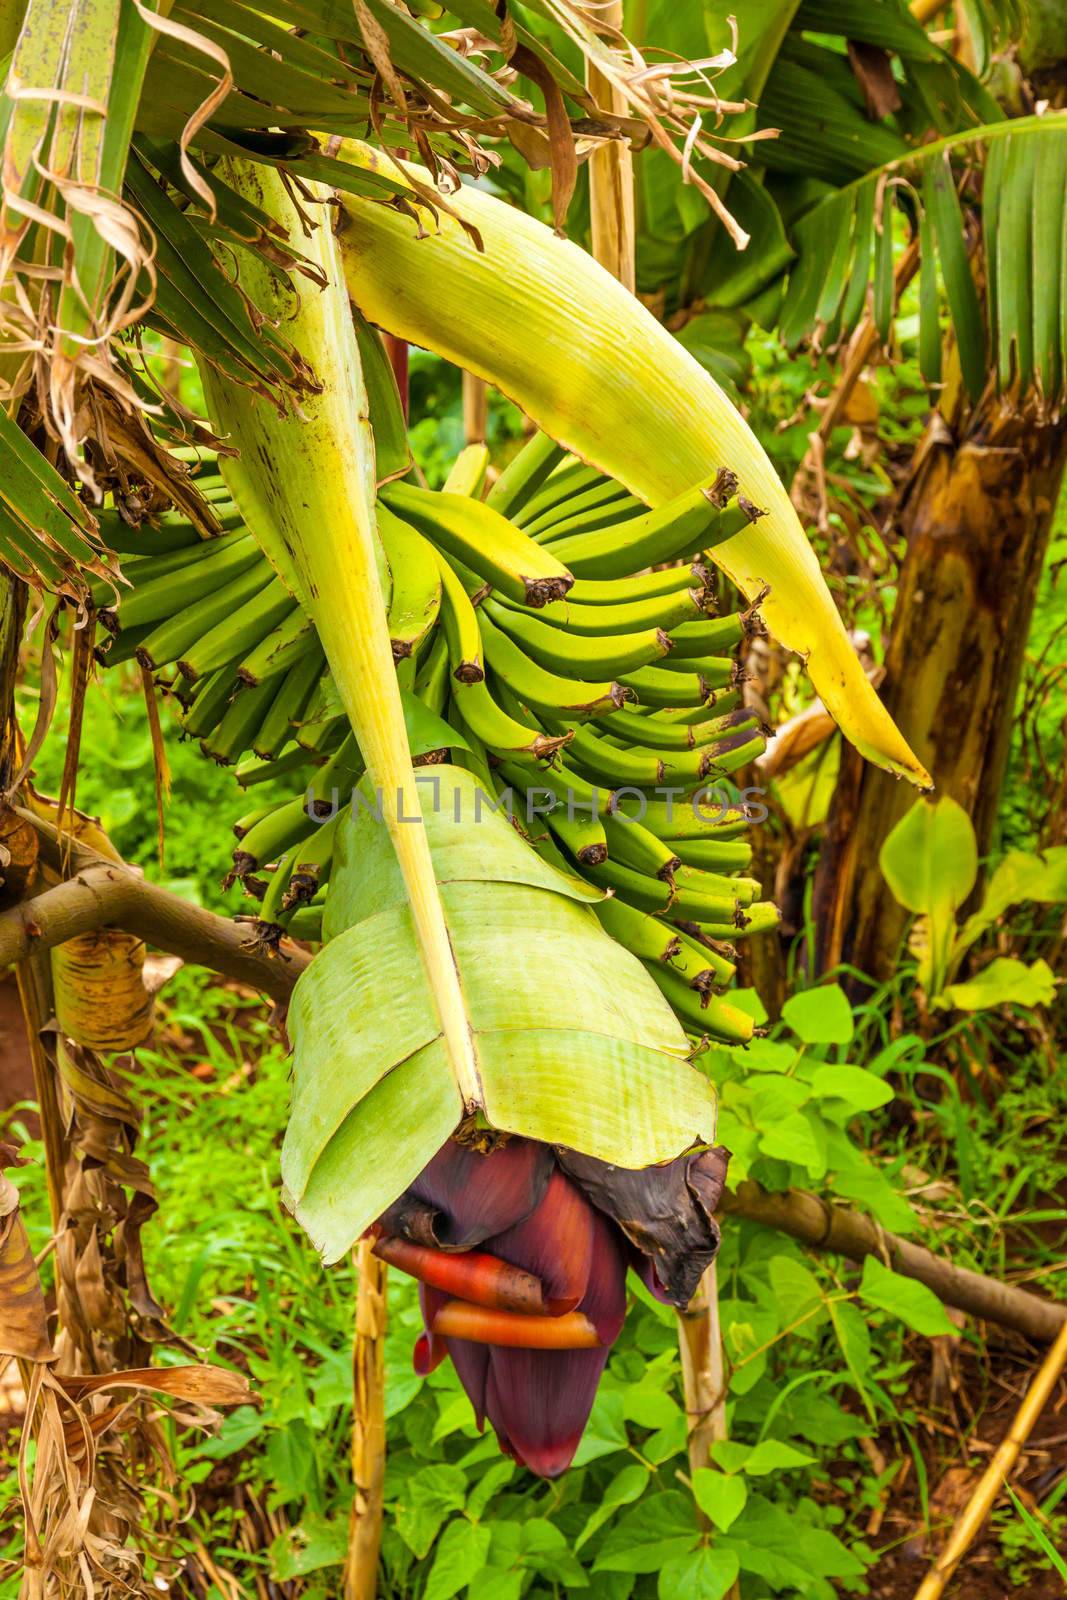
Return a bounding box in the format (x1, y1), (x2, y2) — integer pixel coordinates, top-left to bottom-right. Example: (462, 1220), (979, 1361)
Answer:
(284, 765), (714, 1262)
(332, 139), (931, 789)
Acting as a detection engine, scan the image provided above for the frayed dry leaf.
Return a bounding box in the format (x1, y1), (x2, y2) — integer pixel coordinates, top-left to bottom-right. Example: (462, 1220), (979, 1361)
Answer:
(61, 1363), (255, 1407)
(0, 1155), (54, 1363)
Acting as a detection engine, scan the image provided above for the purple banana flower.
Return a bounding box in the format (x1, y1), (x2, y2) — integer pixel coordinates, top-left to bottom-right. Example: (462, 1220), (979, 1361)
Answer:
(374, 1135), (729, 1477)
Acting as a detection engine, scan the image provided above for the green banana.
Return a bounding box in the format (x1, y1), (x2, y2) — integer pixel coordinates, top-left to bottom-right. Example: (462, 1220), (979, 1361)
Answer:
(451, 675), (569, 763)
(543, 796), (609, 866)
(683, 901), (782, 942)
(232, 802), (279, 841)
(498, 752), (612, 831)
(239, 606), (317, 686)
(286, 903), (324, 942)
(671, 922), (738, 988)
(614, 793), (751, 839)
(96, 508), (205, 557)
(486, 598), (671, 679)
(485, 432), (566, 519)
(414, 629), (450, 715)
(660, 612), (752, 659)
(442, 443), (490, 498)
(136, 563), (274, 672)
(583, 855), (742, 924)
(670, 835), (754, 873)
(307, 732), (365, 819)
(178, 666), (237, 740)
(595, 704), (759, 752)
(600, 808), (681, 882)
(295, 713), (347, 759)
(594, 895), (682, 967)
(202, 675), (281, 766)
(615, 664), (714, 708)
(91, 536), (226, 610)
(109, 535), (262, 633)
(552, 719), (736, 789)
(654, 653), (738, 685)
(253, 648), (325, 761)
(236, 745), (315, 788)
(378, 505), (442, 662)
(494, 583), (707, 637)
(480, 612), (626, 721)
(548, 479), (740, 578)
(178, 581), (296, 683)
(642, 961), (754, 1045)
(646, 690), (743, 725)
(380, 481), (574, 607)
(283, 808), (344, 911)
(567, 564), (714, 608)
(232, 794), (317, 878)
(511, 458), (602, 525)
(437, 551), (485, 683)
(521, 477), (637, 539)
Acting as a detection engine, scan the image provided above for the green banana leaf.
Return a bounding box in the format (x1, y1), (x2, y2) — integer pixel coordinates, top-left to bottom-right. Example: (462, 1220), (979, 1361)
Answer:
(283, 766), (715, 1263)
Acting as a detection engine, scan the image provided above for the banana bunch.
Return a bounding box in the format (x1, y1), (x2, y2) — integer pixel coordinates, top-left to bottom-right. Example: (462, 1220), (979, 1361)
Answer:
(94, 434), (778, 1047)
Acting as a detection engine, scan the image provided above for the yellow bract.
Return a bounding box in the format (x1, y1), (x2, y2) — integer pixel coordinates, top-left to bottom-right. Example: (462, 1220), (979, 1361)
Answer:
(332, 140), (931, 791)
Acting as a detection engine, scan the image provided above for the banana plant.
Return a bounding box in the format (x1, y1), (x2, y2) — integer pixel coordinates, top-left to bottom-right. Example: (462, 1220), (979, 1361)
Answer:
(880, 796), (1067, 1010)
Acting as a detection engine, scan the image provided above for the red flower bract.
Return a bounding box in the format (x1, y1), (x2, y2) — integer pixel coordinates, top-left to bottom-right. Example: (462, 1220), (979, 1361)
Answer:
(376, 1136), (728, 1478)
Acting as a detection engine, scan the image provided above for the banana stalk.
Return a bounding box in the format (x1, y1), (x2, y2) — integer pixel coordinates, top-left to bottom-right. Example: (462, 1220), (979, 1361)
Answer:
(196, 161), (484, 1119)
(332, 140), (931, 789)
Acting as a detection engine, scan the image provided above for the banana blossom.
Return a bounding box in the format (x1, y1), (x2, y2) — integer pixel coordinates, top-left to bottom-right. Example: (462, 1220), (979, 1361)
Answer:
(374, 1136), (729, 1476)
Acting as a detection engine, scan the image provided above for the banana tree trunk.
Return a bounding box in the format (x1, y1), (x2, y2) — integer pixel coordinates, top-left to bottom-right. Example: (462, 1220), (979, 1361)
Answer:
(344, 1240), (388, 1600)
(816, 395), (1067, 980)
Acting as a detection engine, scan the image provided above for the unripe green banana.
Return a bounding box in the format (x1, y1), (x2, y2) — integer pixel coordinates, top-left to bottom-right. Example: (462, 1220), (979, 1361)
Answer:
(494, 583), (707, 637)
(178, 665), (238, 740)
(235, 744), (315, 788)
(414, 630), (450, 715)
(282, 808), (344, 911)
(378, 505), (442, 662)
(669, 835), (754, 873)
(96, 508), (204, 557)
(442, 443), (490, 498)
(595, 704), (758, 752)
(253, 648), (325, 761)
(567, 564), (714, 608)
(661, 613), (751, 659)
(232, 794), (317, 878)
(615, 664), (713, 708)
(437, 550), (485, 683)
(179, 581), (296, 683)
(600, 808), (681, 881)
(510, 458), (602, 525)
(548, 479), (741, 578)
(233, 802), (279, 841)
(485, 432), (566, 519)
(647, 690), (743, 725)
(583, 855), (741, 924)
(480, 612), (626, 721)
(286, 903), (324, 942)
(239, 606), (317, 686)
(486, 598), (671, 679)
(521, 477), (637, 539)
(136, 563), (274, 672)
(452, 677), (570, 762)
(594, 895), (682, 966)
(110, 534), (261, 633)
(671, 922), (737, 987)
(381, 481), (573, 608)
(551, 718), (738, 789)
(202, 674), (281, 766)
(642, 961), (754, 1044)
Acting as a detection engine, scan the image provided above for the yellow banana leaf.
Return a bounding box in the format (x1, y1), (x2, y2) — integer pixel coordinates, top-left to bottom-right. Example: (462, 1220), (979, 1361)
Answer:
(332, 140), (931, 790)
